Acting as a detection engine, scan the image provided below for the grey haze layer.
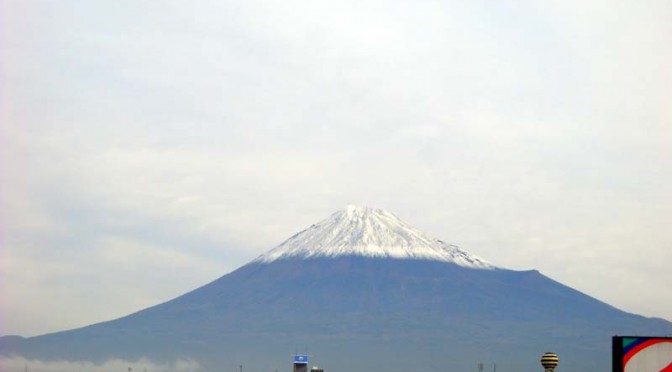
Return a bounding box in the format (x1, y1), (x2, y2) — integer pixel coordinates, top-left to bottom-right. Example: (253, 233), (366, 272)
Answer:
(1, 207), (670, 372)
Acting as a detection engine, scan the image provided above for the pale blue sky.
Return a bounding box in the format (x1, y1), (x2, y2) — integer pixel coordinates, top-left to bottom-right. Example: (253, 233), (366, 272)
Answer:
(2, 0), (671, 336)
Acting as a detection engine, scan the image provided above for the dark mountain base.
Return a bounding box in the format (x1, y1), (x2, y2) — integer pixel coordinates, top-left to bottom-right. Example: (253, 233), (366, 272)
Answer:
(2, 258), (670, 372)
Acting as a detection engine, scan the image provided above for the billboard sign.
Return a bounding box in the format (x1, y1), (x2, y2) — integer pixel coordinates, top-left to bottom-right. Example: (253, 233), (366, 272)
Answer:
(613, 336), (672, 372)
(293, 355), (309, 364)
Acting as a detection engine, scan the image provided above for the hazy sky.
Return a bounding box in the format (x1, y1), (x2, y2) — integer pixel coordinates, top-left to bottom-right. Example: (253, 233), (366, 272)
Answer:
(2, 0), (671, 337)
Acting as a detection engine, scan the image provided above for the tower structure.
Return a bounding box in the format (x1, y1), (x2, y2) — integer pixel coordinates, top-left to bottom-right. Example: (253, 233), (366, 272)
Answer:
(540, 352), (559, 372)
(293, 355), (308, 372)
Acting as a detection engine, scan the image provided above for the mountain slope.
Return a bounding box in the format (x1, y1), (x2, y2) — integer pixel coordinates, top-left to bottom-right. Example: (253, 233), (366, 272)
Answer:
(2, 206), (671, 372)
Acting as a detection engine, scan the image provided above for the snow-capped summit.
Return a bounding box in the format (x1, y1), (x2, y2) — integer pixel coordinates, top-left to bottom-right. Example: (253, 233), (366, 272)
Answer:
(253, 205), (494, 269)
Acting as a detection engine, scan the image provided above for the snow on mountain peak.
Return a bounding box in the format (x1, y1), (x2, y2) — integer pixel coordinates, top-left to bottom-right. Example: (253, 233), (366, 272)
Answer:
(253, 206), (495, 269)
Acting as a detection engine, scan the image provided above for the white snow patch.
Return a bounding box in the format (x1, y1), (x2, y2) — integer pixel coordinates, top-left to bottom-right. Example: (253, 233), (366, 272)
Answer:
(253, 205), (495, 269)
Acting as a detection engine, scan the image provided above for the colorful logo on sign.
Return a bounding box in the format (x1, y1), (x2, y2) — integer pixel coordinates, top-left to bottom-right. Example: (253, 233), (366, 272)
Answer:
(621, 337), (672, 372)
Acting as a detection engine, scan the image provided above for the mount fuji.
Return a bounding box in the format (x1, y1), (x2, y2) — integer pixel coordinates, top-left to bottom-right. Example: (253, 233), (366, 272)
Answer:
(2, 206), (671, 372)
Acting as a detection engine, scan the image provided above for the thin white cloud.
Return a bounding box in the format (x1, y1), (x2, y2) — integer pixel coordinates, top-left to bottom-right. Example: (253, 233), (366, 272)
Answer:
(0, 356), (201, 372)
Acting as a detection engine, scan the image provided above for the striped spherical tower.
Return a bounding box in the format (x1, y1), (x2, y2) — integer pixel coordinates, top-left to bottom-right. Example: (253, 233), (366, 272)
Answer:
(540, 352), (559, 372)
